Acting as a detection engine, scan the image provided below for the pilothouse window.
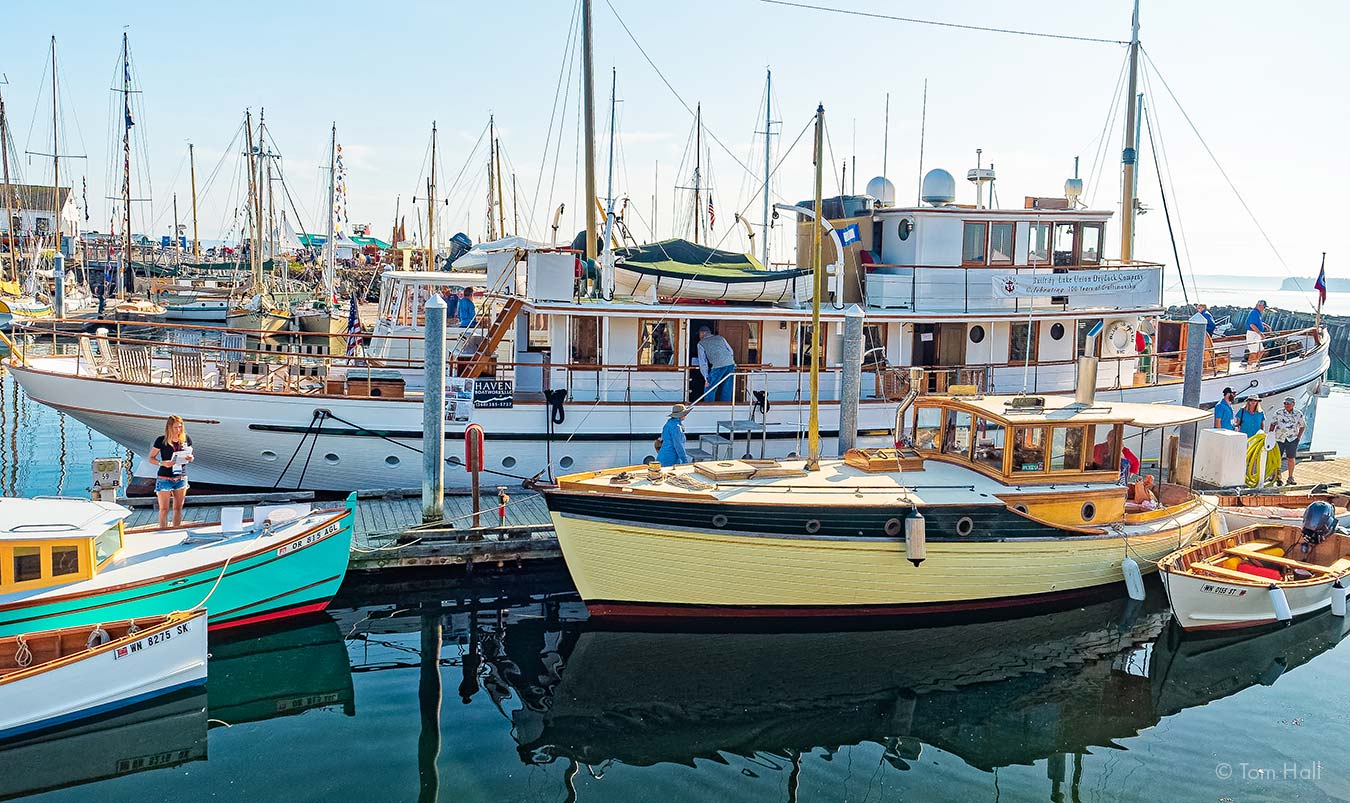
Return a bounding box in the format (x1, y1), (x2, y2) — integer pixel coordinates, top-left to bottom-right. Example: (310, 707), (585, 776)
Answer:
(1081, 223), (1103, 264)
(962, 223), (987, 265)
(1027, 223), (1051, 264)
(989, 223), (1014, 264)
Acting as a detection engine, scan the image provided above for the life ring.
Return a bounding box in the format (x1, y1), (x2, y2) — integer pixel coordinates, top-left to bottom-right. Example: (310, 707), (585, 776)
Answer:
(1103, 320), (1136, 356)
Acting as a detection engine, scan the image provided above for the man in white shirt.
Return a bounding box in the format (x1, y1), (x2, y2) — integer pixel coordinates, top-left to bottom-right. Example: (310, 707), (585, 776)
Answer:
(1268, 396), (1306, 486)
(695, 325), (737, 402)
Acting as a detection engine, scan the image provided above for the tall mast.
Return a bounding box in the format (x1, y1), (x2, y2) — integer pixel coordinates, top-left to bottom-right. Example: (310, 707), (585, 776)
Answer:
(762, 68), (772, 266)
(807, 103), (825, 471)
(693, 103), (702, 245)
(391, 194), (400, 251)
(602, 68), (618, 257)
(1119, 0), (1141, 263)
(325, 122), (336, 300)
(487, 116), (497, 241)
(0, 85), (16, 283)
(427, 122), (437, 270)
(172, 192), (179, 264)
(121, 33), (132, 290)
(494, 131), (506, 239)
(52, 37), (61, 266)
(511, 173), (519, 236)
(581, 0), (597, 262)
(188, 143), (199, 260)
(254, 110), (264, 285)
(243, 110), (258, 284)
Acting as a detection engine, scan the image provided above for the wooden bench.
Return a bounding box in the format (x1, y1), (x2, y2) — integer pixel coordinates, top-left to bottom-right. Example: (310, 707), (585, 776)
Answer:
(1191, 563), (1274, 583)
(1223, 540), (1280, 556)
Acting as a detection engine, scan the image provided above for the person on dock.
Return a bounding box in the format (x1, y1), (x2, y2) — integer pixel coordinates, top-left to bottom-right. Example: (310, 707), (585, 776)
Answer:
(149, 415), (193, 529)
(657, 404), (691, 466)
(1245, 300), (1270, 367)
(696, 325), (736, 402)
(1213, 386), (1236, 430)
(1196, 303), (1217, 336)
(1235, 396), (1265, 439)
(457, 286), (479, 329)
(1268, 396), (1306, 485)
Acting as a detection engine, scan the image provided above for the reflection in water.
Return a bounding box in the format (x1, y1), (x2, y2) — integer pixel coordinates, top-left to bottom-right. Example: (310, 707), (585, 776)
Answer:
(0, 615), (354, 801)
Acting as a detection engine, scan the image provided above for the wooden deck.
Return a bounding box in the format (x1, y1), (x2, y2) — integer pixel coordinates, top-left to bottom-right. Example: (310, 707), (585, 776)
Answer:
(122, 491), (557, 571)
(1283, 456), (1350, 491)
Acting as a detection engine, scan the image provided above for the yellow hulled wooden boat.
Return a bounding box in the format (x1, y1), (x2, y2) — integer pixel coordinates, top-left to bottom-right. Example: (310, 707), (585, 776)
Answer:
(546, 392), (1219, 620)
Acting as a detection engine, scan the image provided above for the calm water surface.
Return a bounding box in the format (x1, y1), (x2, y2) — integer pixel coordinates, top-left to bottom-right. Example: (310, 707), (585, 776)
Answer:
(4, 372), (1350, 802)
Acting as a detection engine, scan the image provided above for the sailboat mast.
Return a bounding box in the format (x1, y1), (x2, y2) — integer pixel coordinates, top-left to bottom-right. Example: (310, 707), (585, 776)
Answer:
(243, 110), (258, 284)
(511, 173), (519, 236)
(121, 33), (133, 289)
(0, 86), (16, 283)
(172, 192), (179, 264)
(494, 135), (506, 238)
(391, 194), (400, 251)
(253, 110), (264, 285)
(325, 122), (336, 300)
(427, 122), (437, 270)
(693, 103), (702, 245)
(807, 103), (825, 471)
(1119, 0), (1141, 263)
(581, 0), (597, 262)
(188, 143), (199, 260)
(50, 38), (62, 273)
(762, 69), (771, 267)
(487, 116), (497, 241)
(601, 68), (618, 257)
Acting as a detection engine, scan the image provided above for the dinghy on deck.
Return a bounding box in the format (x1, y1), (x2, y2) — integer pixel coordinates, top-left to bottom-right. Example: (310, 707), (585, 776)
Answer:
(613, 239), (813, 303)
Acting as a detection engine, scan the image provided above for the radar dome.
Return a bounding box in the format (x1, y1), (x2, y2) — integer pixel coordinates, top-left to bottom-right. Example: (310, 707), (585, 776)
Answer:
(865, 176), (896, 206)
(920, 169), (956, 206)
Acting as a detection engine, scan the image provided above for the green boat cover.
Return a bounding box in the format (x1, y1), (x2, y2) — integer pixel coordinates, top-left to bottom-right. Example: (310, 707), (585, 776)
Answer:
(617, 239), (811, 282)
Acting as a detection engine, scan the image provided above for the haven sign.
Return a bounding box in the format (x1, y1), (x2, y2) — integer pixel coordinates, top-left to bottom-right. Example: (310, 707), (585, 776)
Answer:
(991, 271), (1150, 298)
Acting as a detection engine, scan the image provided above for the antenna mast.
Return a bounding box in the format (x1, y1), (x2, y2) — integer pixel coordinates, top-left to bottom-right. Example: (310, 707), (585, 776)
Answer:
(762, 69), (772, 266)
(189, 143), (199, 259)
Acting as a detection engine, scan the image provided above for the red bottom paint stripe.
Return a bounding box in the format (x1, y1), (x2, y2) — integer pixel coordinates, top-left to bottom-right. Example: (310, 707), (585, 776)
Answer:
(208, 600), (330, 631)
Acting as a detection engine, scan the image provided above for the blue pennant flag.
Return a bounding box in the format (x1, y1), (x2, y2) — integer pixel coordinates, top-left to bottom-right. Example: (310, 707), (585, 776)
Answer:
(838, 223), (861, 247)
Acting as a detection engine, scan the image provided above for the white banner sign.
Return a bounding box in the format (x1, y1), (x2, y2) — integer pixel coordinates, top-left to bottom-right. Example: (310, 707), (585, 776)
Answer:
(991, 271), (1150, 298)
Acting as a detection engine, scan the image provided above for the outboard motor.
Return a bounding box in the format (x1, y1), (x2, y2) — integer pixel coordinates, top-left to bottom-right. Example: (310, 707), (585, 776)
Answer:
(1301, 500), (1337, 552)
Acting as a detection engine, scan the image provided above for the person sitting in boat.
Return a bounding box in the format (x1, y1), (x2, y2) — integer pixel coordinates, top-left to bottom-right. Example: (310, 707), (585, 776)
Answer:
(696, 326), (736, 403)
(657, 404), (691, 466)
(149, 415), (193, 529)
(457, 286), (478, 329)
(1127, 474), (1160, 512)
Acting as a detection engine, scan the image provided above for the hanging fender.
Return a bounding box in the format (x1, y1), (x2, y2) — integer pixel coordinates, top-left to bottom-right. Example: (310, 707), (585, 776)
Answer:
(545, 389), (567, 425)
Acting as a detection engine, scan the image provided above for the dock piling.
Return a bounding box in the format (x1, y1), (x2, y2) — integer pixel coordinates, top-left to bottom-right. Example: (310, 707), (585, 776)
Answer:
(1174, 312), (1207, 484)
(839, 304), (865, 454)
(53, 252), (65, 319)
(422, 294), (447, 522)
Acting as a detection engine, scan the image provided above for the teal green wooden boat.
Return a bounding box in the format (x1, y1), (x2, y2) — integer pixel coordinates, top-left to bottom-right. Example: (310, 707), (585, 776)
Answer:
(0, 495), (355, 637)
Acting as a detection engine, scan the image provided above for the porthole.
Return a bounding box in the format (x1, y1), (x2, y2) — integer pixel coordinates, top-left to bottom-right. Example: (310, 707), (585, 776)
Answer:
(385, 455), (400, 466)
(712, 514), (728, 528)
(560, 456), (574, 469)
(955, 516), (974, 537)
(969, 325), (986, 344)
(324, 453), (340, 465)
(1014, 504), (1028, 514)
(805, 519), (822, 534)
(502, 456), (517, 468)
(261, 450), (278, 462)
(1050, 323), (1066, 341)
(1081, 501), (1097, 522)
(884, 517), (903, 537)
(898, 218), (914, 241)
(448, 456), (463, 466)
(642, 454), (655, 464)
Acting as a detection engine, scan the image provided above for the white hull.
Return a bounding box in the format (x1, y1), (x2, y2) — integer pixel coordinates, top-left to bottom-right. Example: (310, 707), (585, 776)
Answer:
(0, 611), (208, 739)
(613, 266), (812, 304)
(1162, 569), (1348, 631)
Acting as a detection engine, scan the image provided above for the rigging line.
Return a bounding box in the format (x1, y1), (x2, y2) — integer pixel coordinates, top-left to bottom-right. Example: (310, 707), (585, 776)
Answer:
(532, 0), (583, 232)
(1139, 65), (1199, 301)
(1083, 47), (1131, 207)
(759, 0), (1128, 44)
(543, 1), (583, 239)
(605, 0), (772, 191)
(1143, 99), (1188, 304)
(1141, 47), (1315, 310)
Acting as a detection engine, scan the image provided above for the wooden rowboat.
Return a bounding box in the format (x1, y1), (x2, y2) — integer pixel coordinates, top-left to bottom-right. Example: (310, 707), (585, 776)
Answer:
(0, 609), (207, 740)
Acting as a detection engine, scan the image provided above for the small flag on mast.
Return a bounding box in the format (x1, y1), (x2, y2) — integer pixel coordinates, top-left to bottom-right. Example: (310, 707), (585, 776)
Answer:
(707, 194), (715, 230)
(345, 295), (362, 356)
(1315, 256), (1327, 306)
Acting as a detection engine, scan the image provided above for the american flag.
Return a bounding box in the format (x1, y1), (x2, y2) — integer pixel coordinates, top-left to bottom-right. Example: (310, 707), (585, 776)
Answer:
(345, 295), (362, 355)
(707, 194), (715, 229)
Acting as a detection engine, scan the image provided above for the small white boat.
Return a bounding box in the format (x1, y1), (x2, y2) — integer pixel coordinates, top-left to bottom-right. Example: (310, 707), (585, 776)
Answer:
(1217, 492), (1350, 531)
(613, 239), (813, 304)
(0, 609), (208, 739)
(1159, 502), (1350, 631)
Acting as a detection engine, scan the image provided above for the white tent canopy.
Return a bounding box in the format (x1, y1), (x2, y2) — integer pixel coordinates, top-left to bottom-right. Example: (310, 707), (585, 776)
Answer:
(451, 235), (547, 269)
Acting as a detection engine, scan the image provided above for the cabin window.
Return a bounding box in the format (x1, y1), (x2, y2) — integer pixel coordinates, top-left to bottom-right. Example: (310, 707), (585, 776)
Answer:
(1087, 424), (1121, 472)
(1053, 222), (1078, 266)
(1076, 318), (1103, 356)
(914, 407), (942, 450)
(1081, 223), (1103, 264)
(1051, 426), (1086, 471)
(1012, 427), (1047, 472)
(862, 324), (887, 368)
(569, 317), (603, 365)
(962, 223), (987, 265)
(13, 547), (40, 583)
(974, 418), (1005, 471)
(527, 313), (551, 350)
(1009, 322), (1038, 363)
(95, 524), (122, 565)
(942, 409), (974, 457)
(638, 320), (678, 367)
(51, 545), (80, 577)
(791, 323), (826, 369)
(1027, 223), (1051, 264)
(989, 223), (1015, 264)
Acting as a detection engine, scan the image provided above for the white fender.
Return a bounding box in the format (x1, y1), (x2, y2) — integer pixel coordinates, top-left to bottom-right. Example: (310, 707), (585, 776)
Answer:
(1332, 580), (1347, 618)
(1122, 556), (1145, 601)
(904, 510), (926, 567)
(1269, 584), (1292, 622)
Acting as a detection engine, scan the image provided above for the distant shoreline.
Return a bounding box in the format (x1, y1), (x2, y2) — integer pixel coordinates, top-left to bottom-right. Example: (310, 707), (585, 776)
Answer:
(1280, 277), (1343, 292)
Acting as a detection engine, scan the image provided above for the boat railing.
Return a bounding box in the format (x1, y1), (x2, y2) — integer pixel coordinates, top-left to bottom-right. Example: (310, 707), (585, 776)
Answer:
(863, 260), (1165, 314)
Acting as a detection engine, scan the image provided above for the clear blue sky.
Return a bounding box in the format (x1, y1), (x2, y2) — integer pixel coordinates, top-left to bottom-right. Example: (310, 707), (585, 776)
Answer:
(2, 0), (1343, 282)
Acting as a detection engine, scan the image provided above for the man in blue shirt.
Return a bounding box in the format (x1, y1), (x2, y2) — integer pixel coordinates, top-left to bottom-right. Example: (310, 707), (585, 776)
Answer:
(1213, 386), (1236, 430)
(657, 404), (690, 466)
(457, 286), (478, 328)
(1196, 303), (1217, 336)
(1244, 300), (1269, 367)
(1235, 396), (1265, 438)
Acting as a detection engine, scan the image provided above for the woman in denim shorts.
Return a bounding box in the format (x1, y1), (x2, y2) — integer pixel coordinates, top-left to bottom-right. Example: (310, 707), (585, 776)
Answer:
(150, 415), (194, 528)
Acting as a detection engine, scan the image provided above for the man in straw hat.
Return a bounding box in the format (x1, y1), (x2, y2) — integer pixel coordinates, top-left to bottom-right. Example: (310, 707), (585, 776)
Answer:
(1268, 396), (1306, 486)
(657, 404), (691, 466)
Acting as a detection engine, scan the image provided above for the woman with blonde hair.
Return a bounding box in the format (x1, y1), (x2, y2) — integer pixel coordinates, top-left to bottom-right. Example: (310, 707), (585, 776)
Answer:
(149, 415), (194, 528)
